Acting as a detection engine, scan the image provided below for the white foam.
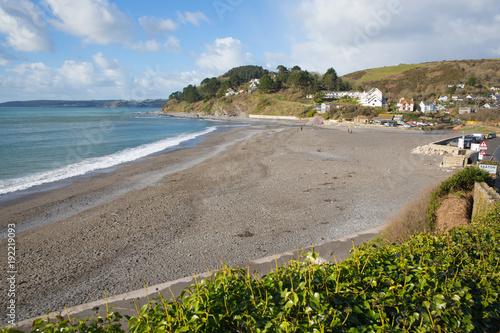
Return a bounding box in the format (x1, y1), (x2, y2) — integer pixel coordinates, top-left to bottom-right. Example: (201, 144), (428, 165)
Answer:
(0, 126), (217, 195)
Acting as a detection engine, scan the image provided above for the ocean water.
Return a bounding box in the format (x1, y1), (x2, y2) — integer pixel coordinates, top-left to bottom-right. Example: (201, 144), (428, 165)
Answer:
(0, 107), (225, 196)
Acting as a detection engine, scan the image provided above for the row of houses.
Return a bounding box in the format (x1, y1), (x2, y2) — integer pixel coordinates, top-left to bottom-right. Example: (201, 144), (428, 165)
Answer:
(441, 93), (500, 102)
(310, 88), (385, 107)
(396, 96), (500, 114)
(448, 83), (500, 91)
(225, 78), (260, 96)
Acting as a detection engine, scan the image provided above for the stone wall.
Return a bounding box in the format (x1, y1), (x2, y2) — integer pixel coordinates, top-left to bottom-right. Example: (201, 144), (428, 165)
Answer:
(472, 182), (500, 222)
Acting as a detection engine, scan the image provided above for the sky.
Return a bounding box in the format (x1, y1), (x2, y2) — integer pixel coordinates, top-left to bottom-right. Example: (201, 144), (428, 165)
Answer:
(0, 0), (500, 102)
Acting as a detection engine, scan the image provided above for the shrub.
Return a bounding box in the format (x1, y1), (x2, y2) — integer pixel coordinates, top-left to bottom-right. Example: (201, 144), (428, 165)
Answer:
(10, 205), (500, 332)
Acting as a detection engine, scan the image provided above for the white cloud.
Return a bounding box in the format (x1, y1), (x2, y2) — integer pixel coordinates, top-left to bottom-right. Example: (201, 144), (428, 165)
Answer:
(0, 53), (135, 100)
(196, 37), (253, 73)
(177, 11), (210, 26)
(164, 36), (182, 53)
(45, 0), (133, 45)
(59, 60), (95, 86)
(133, 69), (202, 97)
(139, 16), (178, 35)
(263, 52), (290, 70)
(0, 52), (206, 101)
(288, 0), (500, 74)
(0, 0), (53, 52)
(126, 36), (182, 53)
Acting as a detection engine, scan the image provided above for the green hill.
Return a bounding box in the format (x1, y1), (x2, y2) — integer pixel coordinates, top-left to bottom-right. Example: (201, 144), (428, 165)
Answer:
(343, 59), (500, 99)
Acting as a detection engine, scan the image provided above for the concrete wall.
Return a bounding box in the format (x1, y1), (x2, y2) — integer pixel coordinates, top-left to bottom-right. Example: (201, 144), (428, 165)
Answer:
(248, 115), (299, 121)
(442, 155), (467, 167)
(472, 182), (500, 222)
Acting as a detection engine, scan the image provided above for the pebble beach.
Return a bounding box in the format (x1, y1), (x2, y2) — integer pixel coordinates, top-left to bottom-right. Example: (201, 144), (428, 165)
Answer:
(0, 120), (453, 323)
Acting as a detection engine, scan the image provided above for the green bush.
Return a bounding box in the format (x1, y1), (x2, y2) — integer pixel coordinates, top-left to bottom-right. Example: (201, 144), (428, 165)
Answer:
(5, 203), (500, 332)
(307, 109), (316, 118)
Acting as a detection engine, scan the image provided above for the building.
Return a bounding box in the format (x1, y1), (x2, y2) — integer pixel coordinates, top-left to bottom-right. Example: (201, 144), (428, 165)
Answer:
(483, 103), (499, 109)
(396, 98), (414, 112)
(393, 115), (405, 123)
(438, 96), (448, 103)
(358, 88), (384, 107)
(419, 101), (438, 114)
(372, 114), (394, 124)
(355, 115), (369, 124)
(322, 88), (384, 107)
(249, 79), (259, 91)
(458, 107), (474, 114)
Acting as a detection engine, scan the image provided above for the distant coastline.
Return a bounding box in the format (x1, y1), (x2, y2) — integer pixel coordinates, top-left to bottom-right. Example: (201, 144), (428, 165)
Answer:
(0, 99), (167, 108)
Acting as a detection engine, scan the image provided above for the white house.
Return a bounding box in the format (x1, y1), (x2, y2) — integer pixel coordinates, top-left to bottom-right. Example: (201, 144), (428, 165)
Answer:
(419, 101), (438, 114)
(396, 98), (414, 112)
(466, 94), (478, 100)
(249, 78), (260, 90)
(321, 88), (384, 107)
(358, 88), (384, 107)
(438, 96), (448, 103)
(484, 103), (499, 109)
(458, 107), (474, 114)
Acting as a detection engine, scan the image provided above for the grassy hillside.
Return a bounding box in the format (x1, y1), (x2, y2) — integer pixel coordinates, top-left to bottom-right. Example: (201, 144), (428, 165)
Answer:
(163, 91), (313, 118)
(343, 59), (500, 99)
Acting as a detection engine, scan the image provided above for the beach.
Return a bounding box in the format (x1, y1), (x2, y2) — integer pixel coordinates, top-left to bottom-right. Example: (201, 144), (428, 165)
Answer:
(0, 121), (453, 323)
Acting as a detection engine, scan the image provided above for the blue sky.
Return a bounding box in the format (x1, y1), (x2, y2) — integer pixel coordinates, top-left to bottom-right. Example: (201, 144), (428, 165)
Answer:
(1, 0), (500, 102)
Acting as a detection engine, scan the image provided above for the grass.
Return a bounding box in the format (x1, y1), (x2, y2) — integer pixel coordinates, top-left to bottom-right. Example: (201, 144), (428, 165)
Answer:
(354, 63), (438, 83)
(381, 186), (435, 243)
(343, 59), (500, 101)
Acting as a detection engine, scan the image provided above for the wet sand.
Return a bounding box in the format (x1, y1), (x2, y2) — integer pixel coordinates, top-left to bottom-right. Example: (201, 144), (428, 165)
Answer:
(0, 122), (453, 323)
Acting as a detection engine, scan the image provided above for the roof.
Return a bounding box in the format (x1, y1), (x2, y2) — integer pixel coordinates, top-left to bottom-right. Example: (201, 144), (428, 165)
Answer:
(375, 114), (394, 120)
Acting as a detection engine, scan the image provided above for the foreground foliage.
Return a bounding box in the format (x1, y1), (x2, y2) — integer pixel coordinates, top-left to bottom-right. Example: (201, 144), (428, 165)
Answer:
(3, 203), (500, 332)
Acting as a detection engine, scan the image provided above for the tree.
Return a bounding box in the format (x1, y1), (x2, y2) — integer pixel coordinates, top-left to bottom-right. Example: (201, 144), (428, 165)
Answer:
(276, 65), (289, 83)
(169, 91), (181, 100)
(322, 68), (341, 91)
(179, 85), (202, 103)
(288, 70), (310, 91)
(313, 92), (325, 104)
(467, 77), (476, 87)
(199, 78), (221, 99)
(356, 85), (364, 92)
(258, 74), (275, 93)
(229, 74), (244, 88)
(221, 65), (264, 82)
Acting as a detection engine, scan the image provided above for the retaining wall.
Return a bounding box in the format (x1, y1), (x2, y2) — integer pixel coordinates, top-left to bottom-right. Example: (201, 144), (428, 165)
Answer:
(472, 182), (500, 222)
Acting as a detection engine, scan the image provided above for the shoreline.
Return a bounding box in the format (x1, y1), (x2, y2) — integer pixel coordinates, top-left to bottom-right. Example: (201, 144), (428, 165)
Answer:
(1, 123), (454, 323)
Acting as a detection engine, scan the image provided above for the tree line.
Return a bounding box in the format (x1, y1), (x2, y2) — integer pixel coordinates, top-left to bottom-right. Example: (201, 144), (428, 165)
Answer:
(168, 65), (351, 103)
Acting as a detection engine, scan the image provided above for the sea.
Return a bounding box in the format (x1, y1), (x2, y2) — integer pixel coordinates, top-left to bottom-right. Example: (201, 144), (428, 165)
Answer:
(0, 107), (232, 199)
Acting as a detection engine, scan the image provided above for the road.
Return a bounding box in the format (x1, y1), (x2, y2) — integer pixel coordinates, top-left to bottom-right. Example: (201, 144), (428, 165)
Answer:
(476, 136), (500, 190)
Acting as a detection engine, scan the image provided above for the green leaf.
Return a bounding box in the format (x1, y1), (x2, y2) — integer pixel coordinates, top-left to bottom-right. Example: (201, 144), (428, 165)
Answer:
(285, 300), (294, 309)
